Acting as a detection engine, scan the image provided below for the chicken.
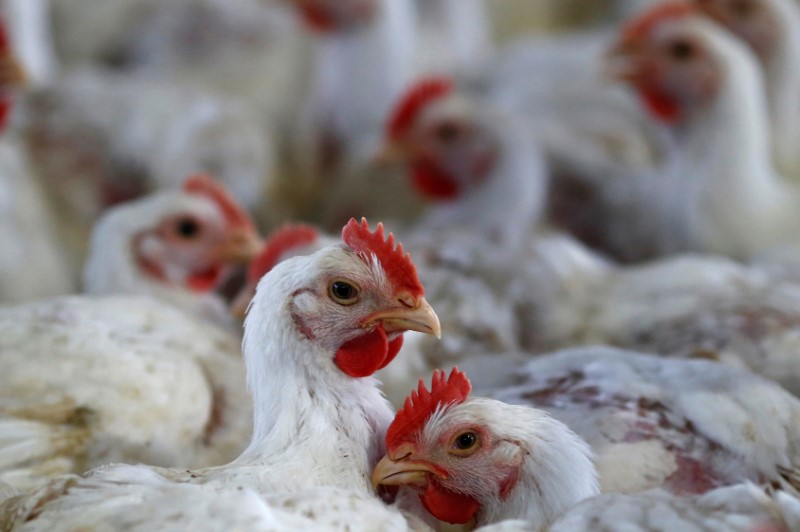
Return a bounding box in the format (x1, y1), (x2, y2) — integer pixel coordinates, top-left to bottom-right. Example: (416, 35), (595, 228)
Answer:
(0, 20), (74, 303)
(0, 218), (441, 529)
(374, 368), (800, 531)
(693, 0), (800, 179)
(0, 176), (263, 491)
(608, 1), (800, 259)
(475, 347), (800, 496)
(84, 174), (262, 326)
(372, 368), (599, 528)
(379, 77), (547, 247)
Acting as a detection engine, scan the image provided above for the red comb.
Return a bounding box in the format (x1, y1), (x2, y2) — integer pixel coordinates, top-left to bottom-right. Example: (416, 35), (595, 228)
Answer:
(622, 2), (696, 42)
(182, 174), (254, 230)
(341, 218), (424, 299)
(246, 224), (318, 284)
(386, 368), (472, 450)
(387, 77), (455, 142)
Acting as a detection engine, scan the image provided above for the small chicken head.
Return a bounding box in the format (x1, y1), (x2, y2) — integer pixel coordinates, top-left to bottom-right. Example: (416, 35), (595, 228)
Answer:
(132, 174), (262, 293)
(607, 2), (723, 123)
(290, 0), (378, 32)
(269, 218), (440, 378)
(231, 223), (321, 318)
(693, 0), (787, 63)
(378, 77), (501, 202)
(372, 368), (599, 526)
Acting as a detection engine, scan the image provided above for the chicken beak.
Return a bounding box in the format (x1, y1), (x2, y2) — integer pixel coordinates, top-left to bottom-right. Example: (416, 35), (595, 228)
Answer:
(215, 227), (263, 265)
(371, 141), (409, 168)
(371, 445), (443, 490)
(603, 41), (644, 84)
(0, 54), (27, 88)
(366, 297), (441, 338)
(229, 284), (255, 319)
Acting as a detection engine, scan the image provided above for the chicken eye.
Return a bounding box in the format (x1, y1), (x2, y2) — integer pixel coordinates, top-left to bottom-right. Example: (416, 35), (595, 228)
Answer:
(435, 121), (461, 143)
(176, 218), (201, 239)
(329, 280), (359, 305)
(730, 0), (752, 16)
(450, 431), (479, 456)
(669, 39), (695, 61)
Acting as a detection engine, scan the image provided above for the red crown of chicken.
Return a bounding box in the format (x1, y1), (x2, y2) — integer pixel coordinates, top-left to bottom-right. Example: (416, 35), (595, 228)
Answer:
(621, 1), (696, 42)
(386, 368), (472, 450)
(182, 174), (255, 230)
(342, 218), (424, 299)
(246, 224), (319, 284)
(387, 77), (456, 142)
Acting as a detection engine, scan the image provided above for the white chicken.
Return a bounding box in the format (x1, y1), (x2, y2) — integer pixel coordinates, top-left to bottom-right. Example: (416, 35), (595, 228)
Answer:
(374, 367), (800, 531)
(373, 368), (599, 528)
(0, 176), (263, 491)
(379, 77), (547, 247)
(84, 174), (261, 326)
(0, 218), (442, 529)
(608, 1), (800, 260)
(693, 0), (800, 179)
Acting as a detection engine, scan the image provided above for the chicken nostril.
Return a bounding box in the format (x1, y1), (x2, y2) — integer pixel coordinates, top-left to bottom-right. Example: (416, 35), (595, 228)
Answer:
(397, 294), (416, 308)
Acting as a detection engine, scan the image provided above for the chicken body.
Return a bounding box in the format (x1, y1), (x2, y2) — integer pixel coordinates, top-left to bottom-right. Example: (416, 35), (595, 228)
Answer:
(479, 347), (800, 495)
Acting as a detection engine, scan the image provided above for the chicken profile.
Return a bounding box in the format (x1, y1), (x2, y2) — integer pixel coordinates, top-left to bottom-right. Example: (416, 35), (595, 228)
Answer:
(372, 368), (599, 528)
(0, 218), (441, 529)
(84, 174), (262, 326)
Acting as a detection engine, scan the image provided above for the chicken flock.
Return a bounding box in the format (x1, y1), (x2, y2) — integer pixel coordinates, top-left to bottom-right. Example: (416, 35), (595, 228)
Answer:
(1, 0), (800, 530)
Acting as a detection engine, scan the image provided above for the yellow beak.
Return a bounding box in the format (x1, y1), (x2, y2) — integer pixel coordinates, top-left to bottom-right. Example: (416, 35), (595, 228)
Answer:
(371, 444), (442, 490)
(365, 297), (441, 338)
(215, 227), (264, 265)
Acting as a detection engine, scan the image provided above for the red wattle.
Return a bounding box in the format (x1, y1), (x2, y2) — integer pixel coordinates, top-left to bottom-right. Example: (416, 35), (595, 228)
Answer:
(420, 483), (481, 525)
(640, 87), (681, 124)
(378, 335), (403, 370)
(411, 163), (460, 201)
(0, 97), (12, 133)
(186, 265), (225, 293)
(335, 325), (392, 377)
